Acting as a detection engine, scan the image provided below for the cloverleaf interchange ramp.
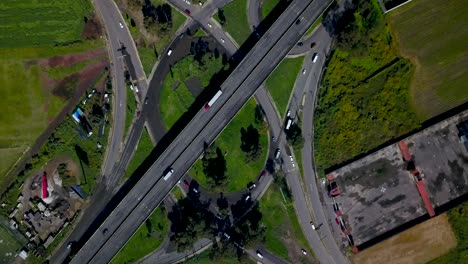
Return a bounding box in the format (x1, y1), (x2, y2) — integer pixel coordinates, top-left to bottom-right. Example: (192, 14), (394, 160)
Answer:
(69, 0), (331, 263)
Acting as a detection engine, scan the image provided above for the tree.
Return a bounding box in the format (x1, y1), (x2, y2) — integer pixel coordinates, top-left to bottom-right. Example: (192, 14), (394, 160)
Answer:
(240, 125), (261, 162)
(285, 123), (303, 148)
(217, 8), (226, 26)
(202, 144), (227, 188)
(168, 197), (214, 251)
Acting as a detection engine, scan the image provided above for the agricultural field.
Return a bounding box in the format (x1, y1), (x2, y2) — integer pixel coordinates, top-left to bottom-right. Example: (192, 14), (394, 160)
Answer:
(0, 219), (25, 264)
(260, 185), (315, 263)
(111, 206), (169, 264)
(0, 0), (104, 189)
(215, 0), (250, 45)
(0, 0), (91, 48)
(118, 0), (187, 75)
(387, 0), (468, 118)
(265, 57), (305, 117)
(352, 214), (457, 264)
(429, 203), (468, 264)
(314, 1), (421, 170)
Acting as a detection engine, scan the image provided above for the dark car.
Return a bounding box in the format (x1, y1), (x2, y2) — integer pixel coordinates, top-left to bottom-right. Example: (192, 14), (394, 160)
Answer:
(183, 180), (190, 188)
(297, 42), (303, 46)
(185, 9), (191, 15)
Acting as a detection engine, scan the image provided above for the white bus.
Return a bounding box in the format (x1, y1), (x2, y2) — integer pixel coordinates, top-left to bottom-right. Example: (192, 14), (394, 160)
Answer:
(163, 168), (174, 181)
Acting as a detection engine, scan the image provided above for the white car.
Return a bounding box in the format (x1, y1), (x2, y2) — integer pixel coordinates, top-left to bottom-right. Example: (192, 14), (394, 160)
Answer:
(302, 69), (307, 75)
(207, 22), (212, 28)
(301, 249), (307, 255)
(220, 38), (225, 43)
(256, 251), (264, 259)
(289, 155), (295, 167)
(185, 0), (191, 4)
(119, 22), (124, 28)
(310, 221), (316, 230)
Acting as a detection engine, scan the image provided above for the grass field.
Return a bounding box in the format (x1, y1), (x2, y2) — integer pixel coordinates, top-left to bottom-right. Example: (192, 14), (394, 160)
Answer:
(262, 0), (282, 18)
(387, 0), (468, 118)
(0, 219), (24, 264)
(313, 1), (421, 170)
(429, 203), (468, 264)
(0, 39), (104, 186)
(265, 57), (305, 117)
(125, 128), (154, 180)
(260, 185), (314, 263)
(184, 249), (250, 264)
(160, 54), (226, 129)
(111, 206), (168, 264)
(304, 15), (323, 37)
(0, 0), (91, 48)
(122, 0), (187, 75)
(353, 214), (457, 264)
(124, 85), (138, 139)
(171, 186), (185, 201)
(216, 0), (250, 45)
(190, 98), (268, 193)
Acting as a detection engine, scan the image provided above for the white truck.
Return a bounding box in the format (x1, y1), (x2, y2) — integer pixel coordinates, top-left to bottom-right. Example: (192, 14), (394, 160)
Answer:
(163, 168), (174, 181)
(204, 90), (223, 110)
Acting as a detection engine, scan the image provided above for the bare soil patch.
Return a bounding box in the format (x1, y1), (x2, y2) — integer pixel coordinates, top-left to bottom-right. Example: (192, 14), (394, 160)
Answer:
(45, 48), (105, 68)
(352, 214), (457, 264)
(82, 14), (103, 40)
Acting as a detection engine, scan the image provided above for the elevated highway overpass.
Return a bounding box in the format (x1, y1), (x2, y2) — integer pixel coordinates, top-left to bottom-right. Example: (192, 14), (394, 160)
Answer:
(70, 0), (331, 263)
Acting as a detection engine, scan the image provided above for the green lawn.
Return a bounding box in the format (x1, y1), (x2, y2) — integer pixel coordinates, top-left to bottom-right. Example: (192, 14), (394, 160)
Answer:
(125, 128), (154, 179)
(138, 47), (158, 76)
(172, 186), (185, 201)
(184, 249), (250, 264)
(314, 1), (421, 170)
(304, 15), (323, 37)
(190, 98), (268, 193)
(429, 203), (468, 264)
(0, 0), (91, 48)
(124, 86), (138, 139)
(0, 219), (24, 264)
(112, 206), (169, 264)
(265, 57), (305, 117)
(260, 184), (312, 262)
(262, 0), (282, 18)
(215, 0), (250, 45)
(387, 0), (468, 118)
(160, 54), (226, 129)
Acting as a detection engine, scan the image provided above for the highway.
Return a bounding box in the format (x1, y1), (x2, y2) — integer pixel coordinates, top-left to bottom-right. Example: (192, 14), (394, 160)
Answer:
(70, 0), (329, 263)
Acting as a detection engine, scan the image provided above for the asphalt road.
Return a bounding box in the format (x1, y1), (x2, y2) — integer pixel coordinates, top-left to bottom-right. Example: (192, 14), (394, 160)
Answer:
(300, 29), (349, 264)
(69, 1), (328, 263)
(245, 1), (348, 261)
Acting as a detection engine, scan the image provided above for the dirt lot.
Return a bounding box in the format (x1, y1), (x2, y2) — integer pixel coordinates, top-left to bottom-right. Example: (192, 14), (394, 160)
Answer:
(352, 214), (457, 264)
